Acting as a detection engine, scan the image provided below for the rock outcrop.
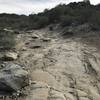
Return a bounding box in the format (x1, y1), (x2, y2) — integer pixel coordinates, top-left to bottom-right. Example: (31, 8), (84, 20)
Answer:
(0, 63), (29, 95)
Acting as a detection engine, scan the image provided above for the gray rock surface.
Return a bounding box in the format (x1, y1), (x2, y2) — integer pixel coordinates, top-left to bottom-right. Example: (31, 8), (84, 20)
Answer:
(0, 63), (28, 95)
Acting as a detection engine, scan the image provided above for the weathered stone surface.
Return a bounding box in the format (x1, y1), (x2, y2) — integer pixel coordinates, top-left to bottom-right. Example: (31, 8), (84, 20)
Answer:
(48, 90), (66, 100)
(18, 29), (100, 100)
(31, 70), (55, 83)
(26, 81), (66, 100)
(0, 63), (29, 95)
(31, 70), (66, 91)
(1, 52), (18, 61)
(76, 89), (87, 97)
(27, 88), (48, 100)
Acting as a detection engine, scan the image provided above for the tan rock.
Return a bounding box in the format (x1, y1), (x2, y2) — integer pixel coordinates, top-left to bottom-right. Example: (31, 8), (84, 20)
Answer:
(77, 89), (87, 97)
(2, 52), (18, 61)
(64, 93), (75, 100)
(88, 86), (100, 100)
(48, 90), (66, 100)
(31, 70), (64, 91)
(31, 70), (57, 86)
(26, 87), (49, 100)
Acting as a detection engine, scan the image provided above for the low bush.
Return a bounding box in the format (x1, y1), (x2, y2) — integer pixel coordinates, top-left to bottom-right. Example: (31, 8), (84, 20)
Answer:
(0, 29), (16, 51)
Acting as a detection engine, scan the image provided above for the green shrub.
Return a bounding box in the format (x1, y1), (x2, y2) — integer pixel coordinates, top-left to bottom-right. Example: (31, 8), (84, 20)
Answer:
(0, 29), (16, 51)
(1, 1), (100, 30)
(29, 15), (49, 29)
(36, 16), (49, 28)
(60, 15), (73, 26)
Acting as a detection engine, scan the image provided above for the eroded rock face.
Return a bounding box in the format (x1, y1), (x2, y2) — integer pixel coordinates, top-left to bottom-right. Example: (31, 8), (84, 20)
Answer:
(0, 63), (29, 95)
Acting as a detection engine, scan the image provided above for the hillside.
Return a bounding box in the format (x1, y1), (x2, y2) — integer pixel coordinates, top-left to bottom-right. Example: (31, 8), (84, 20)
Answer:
(0, 1), (100, 30)
(0, 1), (100, 100)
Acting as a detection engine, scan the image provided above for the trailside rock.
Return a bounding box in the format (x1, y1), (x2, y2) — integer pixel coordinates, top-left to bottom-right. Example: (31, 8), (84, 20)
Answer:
(0, 63), (29, 95)
(1, 52), (18, 61)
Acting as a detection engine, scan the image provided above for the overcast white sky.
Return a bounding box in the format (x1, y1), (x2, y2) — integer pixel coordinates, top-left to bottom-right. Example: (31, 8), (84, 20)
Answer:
(0, 0), (100, 15)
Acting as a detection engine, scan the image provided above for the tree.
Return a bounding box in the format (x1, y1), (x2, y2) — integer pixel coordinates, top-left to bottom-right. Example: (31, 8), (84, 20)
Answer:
(83, 0), (90, 4)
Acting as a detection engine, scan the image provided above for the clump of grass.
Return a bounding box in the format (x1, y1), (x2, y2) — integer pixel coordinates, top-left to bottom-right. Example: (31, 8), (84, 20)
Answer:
(0, 29), (16, 51)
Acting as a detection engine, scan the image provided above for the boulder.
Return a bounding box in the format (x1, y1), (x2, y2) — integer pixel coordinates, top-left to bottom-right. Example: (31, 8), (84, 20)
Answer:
(0, 63), (29, 95)
(1, 52), (18, 61)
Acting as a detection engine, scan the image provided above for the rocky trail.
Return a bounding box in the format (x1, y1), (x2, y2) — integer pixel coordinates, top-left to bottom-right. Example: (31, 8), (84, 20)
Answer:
(0, 26), (100, 100)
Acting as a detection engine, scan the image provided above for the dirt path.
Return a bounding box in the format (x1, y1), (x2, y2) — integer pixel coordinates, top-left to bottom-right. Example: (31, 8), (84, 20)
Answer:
(15, 29), (100, 100)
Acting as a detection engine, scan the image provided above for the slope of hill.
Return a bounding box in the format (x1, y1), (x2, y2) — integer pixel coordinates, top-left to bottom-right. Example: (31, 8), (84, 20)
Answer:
(0, 1), (100, 100)
(0, 24), (99, 100)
